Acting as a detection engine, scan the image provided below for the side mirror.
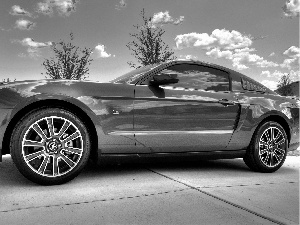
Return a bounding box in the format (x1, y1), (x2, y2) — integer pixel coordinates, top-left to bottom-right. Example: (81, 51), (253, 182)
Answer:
(149, 74), (179, 86)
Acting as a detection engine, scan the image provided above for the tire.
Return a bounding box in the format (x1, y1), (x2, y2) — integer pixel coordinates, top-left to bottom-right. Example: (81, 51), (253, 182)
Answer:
(10, 108), (91, 185)
(243, 121), (288, 173)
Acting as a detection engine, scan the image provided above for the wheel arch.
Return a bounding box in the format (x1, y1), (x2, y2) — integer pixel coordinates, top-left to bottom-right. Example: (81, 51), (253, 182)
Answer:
(2, 99), (98, 162)
(254, 114), (291, 146)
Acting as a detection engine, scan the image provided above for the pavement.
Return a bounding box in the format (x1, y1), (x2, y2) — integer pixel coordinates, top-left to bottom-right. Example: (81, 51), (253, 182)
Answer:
(0, 154), (299, 225)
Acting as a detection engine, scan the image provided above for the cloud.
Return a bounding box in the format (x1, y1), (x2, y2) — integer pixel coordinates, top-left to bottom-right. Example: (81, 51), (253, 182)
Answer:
(179, 55), (198, 60)
(175, 29), (252, 50)
(261, 69), (299, 82)
(36, 0), (79, 16)
(269, 52), (275, 57)
(115, 0), (127, 10)
(283, 46), (300, 58)
(94, 44), (114, 58)
(14, 38), (53, 59)
(15, 19), (36, 30)
(283, 0), (300, 17)
(175, 32), (216, 49)
(36, 2), (53, 15)
(206, 47), (278, 70)
(20, 38), (53, 48)
(150, 11), (184, 28)
(261, 71), (271, 77)
(281, 58), (299, 69)
(211, 29), (253, 50)
(10, 5), (33, 17)
(249, 35), (268, 41)
(290, 70), (300, 81)
(261, 80), (278, 90)
(175, 29), (280, 70)
(206, 48), (233, 60)
(0, 26), (11, 32)
(281, 46), (300, 69)
(262, 70), (285, 79)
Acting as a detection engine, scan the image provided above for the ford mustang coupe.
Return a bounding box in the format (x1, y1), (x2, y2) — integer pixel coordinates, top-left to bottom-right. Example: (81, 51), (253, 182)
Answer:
(0, 60), (299, 185)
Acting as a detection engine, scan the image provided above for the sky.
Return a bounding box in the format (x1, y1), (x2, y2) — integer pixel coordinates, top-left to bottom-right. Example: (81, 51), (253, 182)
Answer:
(0, 0), (299, 90)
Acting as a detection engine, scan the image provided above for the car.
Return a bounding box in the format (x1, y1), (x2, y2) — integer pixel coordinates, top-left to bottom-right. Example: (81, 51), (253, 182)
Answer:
(0, 60), (299, 185)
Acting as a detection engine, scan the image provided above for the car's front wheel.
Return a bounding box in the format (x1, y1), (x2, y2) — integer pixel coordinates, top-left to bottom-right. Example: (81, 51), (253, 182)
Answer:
(10, 108), (91, 185)
(244, 121), (288, 173)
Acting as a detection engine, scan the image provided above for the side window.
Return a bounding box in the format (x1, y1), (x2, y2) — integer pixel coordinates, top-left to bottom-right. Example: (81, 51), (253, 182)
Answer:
(155, 64), (229, 92)
(231, 74), (244, 91)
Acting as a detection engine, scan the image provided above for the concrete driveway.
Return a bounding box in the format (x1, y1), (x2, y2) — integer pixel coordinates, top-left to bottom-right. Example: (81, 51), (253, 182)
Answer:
(0, 155), (299, 225)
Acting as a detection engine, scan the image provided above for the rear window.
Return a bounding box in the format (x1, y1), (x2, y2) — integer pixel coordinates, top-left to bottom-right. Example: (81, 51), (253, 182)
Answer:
(241, 78), (267, 92)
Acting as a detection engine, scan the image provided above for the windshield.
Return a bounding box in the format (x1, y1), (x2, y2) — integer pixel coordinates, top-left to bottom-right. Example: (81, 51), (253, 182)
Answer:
(111, 63), (161, 84)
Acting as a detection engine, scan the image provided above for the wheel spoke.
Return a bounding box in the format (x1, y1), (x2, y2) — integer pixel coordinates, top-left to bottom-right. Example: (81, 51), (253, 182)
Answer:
(275, 138), (285, 145)
(259, 141), (268, 148)
(275, 147), (285, 154)
(263, 152), (270, 165)
(269, 153), (274, 166)
(62, 131), (80, 144)
(47, 118), (55, 137)
(38, 155), (50, 174)
(264, 129), (271, 142)
(270, 127), (274, 141)
(53, 156), (59, 176)
(57, 120), (70, 138)
(32, 124), (47, 140)
(273, 131), (281, 143)
(64, 147), (83, 155)
(25, 150), (45, 162)
(60, 153), (75, 167)
(259, 148), (268, 155)
(273, 152), (282, 163)
(24, 140), (44, 147)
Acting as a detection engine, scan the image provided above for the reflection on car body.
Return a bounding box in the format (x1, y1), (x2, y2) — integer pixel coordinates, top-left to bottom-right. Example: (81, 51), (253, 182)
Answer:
(0, 60), (299, 185)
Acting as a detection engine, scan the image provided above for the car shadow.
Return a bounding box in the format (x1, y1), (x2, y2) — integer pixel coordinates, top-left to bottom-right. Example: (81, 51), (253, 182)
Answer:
(0, 154), (297, 187)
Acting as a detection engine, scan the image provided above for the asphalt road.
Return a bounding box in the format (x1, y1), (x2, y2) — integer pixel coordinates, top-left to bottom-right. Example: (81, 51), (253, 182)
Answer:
(0, 155), (299, 225)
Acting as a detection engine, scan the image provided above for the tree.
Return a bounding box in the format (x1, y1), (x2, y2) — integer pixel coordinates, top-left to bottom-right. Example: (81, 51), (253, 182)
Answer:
(277, 73), (293, 96)
(42, 33), (93, 80)
(126, 9), (176, 69)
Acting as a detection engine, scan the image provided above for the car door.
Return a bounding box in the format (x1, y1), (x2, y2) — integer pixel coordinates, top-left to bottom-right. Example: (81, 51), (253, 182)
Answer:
(133, 62), (240, 152)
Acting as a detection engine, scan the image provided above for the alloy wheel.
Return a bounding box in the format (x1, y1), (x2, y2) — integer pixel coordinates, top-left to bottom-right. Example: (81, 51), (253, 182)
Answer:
(258, 126), (286, 168)
(22, 116), (84, 177)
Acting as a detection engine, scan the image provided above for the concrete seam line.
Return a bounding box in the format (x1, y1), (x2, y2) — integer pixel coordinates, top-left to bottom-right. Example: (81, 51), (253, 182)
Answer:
(197, 181), (298, 189)
(0, 188), (191, 213)
(145, 167), (291, 225)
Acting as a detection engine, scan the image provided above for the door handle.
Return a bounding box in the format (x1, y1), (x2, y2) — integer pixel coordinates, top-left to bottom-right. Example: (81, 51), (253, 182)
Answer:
(218, 99), (235, 106)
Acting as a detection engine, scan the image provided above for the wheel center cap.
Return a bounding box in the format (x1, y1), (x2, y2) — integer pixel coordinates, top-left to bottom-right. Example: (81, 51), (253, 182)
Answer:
(47, 140), (60, 152)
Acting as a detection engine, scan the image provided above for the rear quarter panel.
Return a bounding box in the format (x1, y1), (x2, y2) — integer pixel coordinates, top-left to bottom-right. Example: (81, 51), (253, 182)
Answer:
(227, 91), (299, 150)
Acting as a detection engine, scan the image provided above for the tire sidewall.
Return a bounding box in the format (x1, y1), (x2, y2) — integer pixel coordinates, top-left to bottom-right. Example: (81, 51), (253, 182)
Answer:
(10, 108), (90, 185)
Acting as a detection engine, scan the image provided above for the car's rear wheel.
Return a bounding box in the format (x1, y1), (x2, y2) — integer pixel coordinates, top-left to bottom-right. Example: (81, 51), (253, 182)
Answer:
(10, 108), (90, 185)
(243, 121), (287, 173)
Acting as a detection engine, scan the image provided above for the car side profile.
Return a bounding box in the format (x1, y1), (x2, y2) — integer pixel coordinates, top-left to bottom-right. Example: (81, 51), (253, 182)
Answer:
(0, 60), (299, 185)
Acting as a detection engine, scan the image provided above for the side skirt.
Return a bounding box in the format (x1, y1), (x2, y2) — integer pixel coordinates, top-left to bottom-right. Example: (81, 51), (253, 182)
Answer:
(99, 150), (247, 162)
